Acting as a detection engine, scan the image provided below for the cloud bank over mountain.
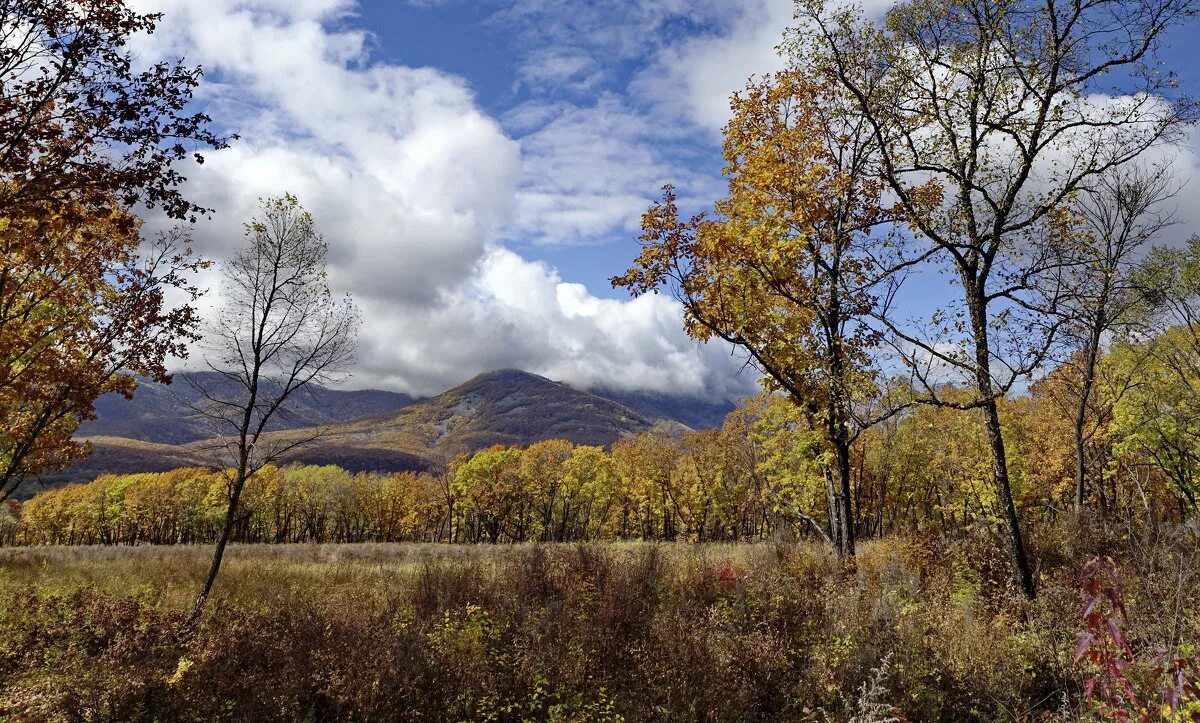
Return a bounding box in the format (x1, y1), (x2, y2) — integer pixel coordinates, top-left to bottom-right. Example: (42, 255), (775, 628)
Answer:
(126, 0), (811, 400)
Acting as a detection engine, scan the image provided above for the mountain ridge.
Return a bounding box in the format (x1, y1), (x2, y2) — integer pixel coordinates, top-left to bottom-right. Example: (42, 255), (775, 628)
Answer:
(32, 369), (734, 493)
(83, 371), (420, 444)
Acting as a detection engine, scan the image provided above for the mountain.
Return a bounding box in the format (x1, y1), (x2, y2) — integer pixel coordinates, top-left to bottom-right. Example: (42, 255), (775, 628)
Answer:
(391, 369), (655, 453)
(82, 371), (418, 444)
(42, 369), (732, 489)
(588, 388), (735, 431)
(231, 369), (656, 472)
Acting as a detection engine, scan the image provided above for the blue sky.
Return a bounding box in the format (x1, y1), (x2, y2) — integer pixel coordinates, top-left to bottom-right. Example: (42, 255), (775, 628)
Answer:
(345, 1), (1200, 302)
(131, 0), (1200, 399)
(348, 1), (757, 299)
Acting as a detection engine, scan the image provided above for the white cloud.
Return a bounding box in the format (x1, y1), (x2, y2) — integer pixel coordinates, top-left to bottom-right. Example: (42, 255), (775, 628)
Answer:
(632, 0), (795, 133)
(480, 1), (732, 246)
(132, 0), (520, 304)
(355, 247), (757, 400)
(631, 0), (904, 134)
(128, 0), (756, 401)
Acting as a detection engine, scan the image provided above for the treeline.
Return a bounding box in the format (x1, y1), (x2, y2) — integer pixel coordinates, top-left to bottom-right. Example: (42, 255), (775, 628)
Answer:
(13, 321), (1200, 547)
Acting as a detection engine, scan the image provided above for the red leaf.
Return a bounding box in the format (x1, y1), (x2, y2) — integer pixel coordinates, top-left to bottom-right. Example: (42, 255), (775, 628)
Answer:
(1107, 618), (1128, 650)
(1075, 632), (1095, 663)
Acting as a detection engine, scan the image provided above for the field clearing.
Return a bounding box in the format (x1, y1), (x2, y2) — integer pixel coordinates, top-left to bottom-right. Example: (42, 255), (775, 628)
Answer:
(0, 542), (759, 610)
(4, 529), (1194, 721)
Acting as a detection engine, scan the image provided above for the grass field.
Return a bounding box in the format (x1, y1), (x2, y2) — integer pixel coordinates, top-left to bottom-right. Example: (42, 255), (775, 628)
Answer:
(1, 528), (1196, 721)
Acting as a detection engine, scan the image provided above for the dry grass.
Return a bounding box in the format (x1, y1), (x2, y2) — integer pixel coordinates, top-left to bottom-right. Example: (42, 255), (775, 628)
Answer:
(0, 526), (1196, 721)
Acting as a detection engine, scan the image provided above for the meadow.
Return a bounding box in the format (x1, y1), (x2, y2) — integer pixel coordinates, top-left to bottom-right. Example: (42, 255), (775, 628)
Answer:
(2, 522), (1197, 722)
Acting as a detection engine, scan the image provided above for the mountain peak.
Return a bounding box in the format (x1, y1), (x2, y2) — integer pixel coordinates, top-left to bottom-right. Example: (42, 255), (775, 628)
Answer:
(459, 368), (558, 388)
(398, 368), (650, 453)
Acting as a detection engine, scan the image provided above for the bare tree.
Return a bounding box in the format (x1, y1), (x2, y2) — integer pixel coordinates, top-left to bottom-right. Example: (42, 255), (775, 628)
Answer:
(793, 0), (1197, 597)
(1058, 165), (1176, 514)
(188, 194), (359, 622)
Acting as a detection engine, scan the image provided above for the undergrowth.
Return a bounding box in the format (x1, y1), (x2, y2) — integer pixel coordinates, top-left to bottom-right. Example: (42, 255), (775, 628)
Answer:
(0, 522), (1196, 721)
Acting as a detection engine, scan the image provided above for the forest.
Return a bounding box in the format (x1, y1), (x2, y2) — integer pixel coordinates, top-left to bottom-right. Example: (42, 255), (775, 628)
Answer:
(4, 0), (1200, 719)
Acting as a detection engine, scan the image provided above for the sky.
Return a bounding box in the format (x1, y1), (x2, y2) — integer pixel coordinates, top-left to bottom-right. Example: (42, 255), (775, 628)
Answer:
(127, 0), (1200, 401)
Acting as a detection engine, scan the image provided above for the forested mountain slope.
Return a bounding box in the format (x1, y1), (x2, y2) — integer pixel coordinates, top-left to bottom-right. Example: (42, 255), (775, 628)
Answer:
(41, 369), (723, 491)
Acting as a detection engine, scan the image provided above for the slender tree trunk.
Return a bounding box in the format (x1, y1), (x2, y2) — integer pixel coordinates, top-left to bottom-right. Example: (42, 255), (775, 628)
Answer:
(968, 290), (1036, 599)
(1097, 472), (1111, 517)
(960, 281), (1036, 595)
(835, 434), (856, 560)
(1073, 420), (1087, 512)
(189, 470), (249, 624)
(1074, 314), (1105, 513)
(824, 466), (841, 551)
(981, 397), (1036, 598)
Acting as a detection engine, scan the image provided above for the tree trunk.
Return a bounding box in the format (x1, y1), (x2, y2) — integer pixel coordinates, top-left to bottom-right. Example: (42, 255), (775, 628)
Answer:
(823, 466), (841, 552)
(1073, 420), (1087, 512)
(1074, 315), (1104, 513)
(981, 397), (1036, 598)
(835, 434), (856, 560)
(967, 288), (1036, 599)
(189, 471), (249, 624)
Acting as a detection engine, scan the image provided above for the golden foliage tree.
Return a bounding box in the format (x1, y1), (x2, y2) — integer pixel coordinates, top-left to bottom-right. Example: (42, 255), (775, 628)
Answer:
(614, 69), (911, 559)
(0, 0), (228, 499)
(0, 198), (205, 500)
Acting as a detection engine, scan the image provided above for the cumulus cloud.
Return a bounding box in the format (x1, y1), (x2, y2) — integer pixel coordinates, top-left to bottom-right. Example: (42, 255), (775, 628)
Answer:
(125, 0), (761, 401)
(355, 247), (756, 399)
(131, 0), (519, 304)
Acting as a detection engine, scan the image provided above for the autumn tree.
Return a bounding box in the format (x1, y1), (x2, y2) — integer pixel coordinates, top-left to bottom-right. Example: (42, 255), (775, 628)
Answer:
(748, 392), (837, 542)
(563, 445), (621, 539)
(1110, 330), (1200, 514)
(715, 399), (778, 540)
(0, 0), (228, 498)
(614, 70), (908, 559)
(188, 195), (359, 620)
(452, 445), (526, 543)
(0, 201), (205, 501)
(610, 426), (679, 540)
(1138, 236), (1200, 361)
(1114, 239), (1200, 514)
(1055, 166), (1176, 512)
(795, 0), (1197, 597)
(521, 439), (574, 541)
